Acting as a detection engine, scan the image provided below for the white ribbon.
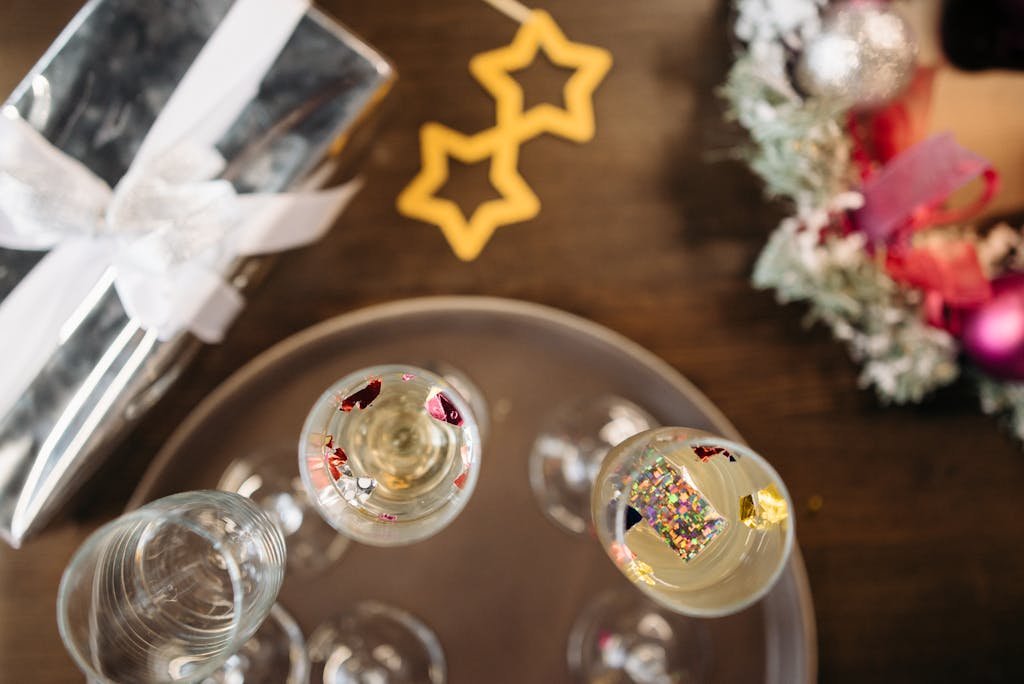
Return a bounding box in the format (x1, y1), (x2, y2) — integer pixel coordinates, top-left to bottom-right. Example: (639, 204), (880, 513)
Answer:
(0, 0), (361, 420)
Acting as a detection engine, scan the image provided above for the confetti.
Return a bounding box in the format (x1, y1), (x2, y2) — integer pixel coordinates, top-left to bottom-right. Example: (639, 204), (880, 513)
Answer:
(627, 454), (726, 562)
(339, 378), (382, 411)
(625, 559), (656, 586)
(426, 391), (464, 426)
(624, 505), (642, 531)
(453, 470), (469, 489)
(401, 373), (415, 381)
(323, 436), (348, 481)
(693, 444), (737, 463)
(378, 513), (398, 522)
(740, 484), (790, 530)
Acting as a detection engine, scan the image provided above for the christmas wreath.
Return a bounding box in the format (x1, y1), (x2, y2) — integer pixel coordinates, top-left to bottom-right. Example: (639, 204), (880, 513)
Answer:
(722, 0), (1024, 439)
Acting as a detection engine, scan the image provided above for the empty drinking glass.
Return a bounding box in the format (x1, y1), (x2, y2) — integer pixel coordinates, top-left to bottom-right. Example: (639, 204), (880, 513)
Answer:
(57, 490), (286, 683)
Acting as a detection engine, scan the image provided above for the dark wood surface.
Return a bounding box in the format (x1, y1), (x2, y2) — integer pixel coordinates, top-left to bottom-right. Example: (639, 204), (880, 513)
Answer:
(1, 1), (1021, 681)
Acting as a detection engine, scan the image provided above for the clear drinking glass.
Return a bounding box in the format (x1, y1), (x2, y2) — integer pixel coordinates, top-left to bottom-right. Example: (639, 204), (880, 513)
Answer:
(201, 603), (310, 684)
(567, 590), (711, 684)
(57, 490), (286, 683)
(307, 601), (446, 684)
(299, 365), (482, 546)
(592, 427), (795, 617)
(529, 395), (658, 534)
(220, 443), (350, 576)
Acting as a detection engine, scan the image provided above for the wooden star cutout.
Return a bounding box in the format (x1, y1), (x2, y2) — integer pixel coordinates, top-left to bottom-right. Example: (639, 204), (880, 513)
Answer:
(469, 9), (613, 143)
(396, 122), (540, 261)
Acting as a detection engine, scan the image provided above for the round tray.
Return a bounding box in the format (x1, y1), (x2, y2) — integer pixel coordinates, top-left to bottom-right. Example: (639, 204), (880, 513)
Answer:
(130, 296), (816, 683)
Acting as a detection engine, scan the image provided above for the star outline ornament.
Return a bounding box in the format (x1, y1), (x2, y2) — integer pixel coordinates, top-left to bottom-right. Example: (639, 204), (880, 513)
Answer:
(469, 9), (613, 144)
(396, 122), (540, 261)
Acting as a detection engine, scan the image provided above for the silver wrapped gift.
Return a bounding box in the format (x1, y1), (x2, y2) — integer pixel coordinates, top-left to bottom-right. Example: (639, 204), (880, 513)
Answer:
(0, 0), (394, 546)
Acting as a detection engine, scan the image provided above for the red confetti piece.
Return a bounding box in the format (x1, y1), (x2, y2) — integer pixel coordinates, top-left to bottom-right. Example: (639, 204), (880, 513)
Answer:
(401, 373), (415, 381)
(426, 391), (463, 426)
(339, 378), (382, 411)
(323, 436), (348, 481)
(378, 513), (398, 522)
(693, 445), (736, 463)
(453, 470), (469, 489)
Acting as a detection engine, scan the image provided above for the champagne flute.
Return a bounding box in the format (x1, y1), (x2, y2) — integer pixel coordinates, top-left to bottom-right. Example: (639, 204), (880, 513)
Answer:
(592, 427), (794, 617)
(57, 490), (287, 683)
(219, 443), (350, 576)
(529, 395), (658, 534)
(307, 601), (446, 684)
(299, 365), (482, 546)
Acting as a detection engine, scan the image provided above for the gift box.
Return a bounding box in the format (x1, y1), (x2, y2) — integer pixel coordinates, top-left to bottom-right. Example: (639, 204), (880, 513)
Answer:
(0, 0), (395, 546)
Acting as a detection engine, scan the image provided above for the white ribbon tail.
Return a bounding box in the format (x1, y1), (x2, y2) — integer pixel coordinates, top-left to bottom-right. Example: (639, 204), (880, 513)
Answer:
(0, 241), (112, 422)
(113, 260), (243, 344)
(133, 0), (311, 164)
(232, 178), (363, 255)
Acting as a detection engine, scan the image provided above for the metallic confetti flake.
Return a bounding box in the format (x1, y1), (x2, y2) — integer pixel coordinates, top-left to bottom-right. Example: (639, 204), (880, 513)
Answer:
(323, 435), (348, 481)
(339, 378), (382, 411)
(693, 444), (736, 463)
(624, 505), (642, 531)
(453, 469), (469, 489)
(426, 391), (464, 426)
(627, 455), (726, 562)
(740, 484), (789, 530)
(626, 559), (656, 586)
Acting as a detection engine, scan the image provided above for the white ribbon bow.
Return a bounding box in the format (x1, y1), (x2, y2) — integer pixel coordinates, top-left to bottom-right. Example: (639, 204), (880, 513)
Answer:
(0, 0), (360, 420)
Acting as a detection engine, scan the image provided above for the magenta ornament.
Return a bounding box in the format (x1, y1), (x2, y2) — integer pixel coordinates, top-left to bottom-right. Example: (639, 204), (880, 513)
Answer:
(962, 273), (1024, 380)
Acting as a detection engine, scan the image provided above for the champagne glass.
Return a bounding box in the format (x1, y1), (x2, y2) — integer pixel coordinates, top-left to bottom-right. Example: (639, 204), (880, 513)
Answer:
(307, 601), (446, 684)
(57, 490), (287, 683)
(529, 395), (658, 534)
(592, 427), (794, 617)
(299, 365), (482, 546)
(202, 603), (309, 684)
(219, 443), (350, 576)
(567, 590), (711, 684)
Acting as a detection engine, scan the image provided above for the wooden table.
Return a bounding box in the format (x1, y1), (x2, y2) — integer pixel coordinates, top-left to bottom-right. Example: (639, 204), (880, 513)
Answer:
(1, 1), (1022, 681)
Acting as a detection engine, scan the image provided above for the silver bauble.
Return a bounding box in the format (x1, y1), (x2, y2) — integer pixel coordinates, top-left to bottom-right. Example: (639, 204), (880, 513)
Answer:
(795, 1), (917, 111)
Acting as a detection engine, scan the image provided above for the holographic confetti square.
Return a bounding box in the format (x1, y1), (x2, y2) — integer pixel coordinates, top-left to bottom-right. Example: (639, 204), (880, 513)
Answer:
(627, 454), (726, 562)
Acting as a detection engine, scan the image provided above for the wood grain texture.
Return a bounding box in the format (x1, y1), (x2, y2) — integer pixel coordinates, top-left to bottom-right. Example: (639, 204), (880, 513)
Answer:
(1, 1), (1022, 681)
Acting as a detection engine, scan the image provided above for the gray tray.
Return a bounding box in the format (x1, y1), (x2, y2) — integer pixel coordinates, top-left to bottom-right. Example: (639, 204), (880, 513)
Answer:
(129, 296), (816, 683)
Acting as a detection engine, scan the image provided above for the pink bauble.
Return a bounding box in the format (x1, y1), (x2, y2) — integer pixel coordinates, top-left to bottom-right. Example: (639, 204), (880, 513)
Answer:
(962, 273), (1024, 380)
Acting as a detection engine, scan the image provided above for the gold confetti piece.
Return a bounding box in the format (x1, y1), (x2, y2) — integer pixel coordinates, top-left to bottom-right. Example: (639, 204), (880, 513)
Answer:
(740, 484), (789, 530)
(626, 559), (656, 586)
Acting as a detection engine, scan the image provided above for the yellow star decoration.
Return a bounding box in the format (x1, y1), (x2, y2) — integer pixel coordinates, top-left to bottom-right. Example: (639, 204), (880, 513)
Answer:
(396, 9), (611, 260)
(396, 122), (540, 261)
(469, 9), (613, 143)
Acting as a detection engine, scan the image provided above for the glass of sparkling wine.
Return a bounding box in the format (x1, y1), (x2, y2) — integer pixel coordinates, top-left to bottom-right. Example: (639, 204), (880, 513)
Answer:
(592, 427), (794, 617)
(299, 364), (482, 546)
(57, 491), (288, 683)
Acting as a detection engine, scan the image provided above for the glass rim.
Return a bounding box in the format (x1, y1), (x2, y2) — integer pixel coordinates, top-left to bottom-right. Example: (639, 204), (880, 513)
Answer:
(56, 507), (247, 684)
(605, 429), (796, 618)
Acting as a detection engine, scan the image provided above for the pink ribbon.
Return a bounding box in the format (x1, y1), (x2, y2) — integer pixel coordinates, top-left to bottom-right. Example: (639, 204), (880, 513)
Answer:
(852, 132), (999, 245)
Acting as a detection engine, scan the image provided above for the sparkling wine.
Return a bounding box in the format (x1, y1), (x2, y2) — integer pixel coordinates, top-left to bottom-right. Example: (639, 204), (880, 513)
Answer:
(300, 366), (481, 546)
(593, 428), (793, 616)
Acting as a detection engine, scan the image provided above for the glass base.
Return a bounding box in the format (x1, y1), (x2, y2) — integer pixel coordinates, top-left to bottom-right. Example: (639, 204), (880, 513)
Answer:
(308, 601), (446, 684)
(220, 443), (349, 575)
(200, 603), (309, 684)
(529, 395), (657, 534)
(568, 591), (712, 684)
